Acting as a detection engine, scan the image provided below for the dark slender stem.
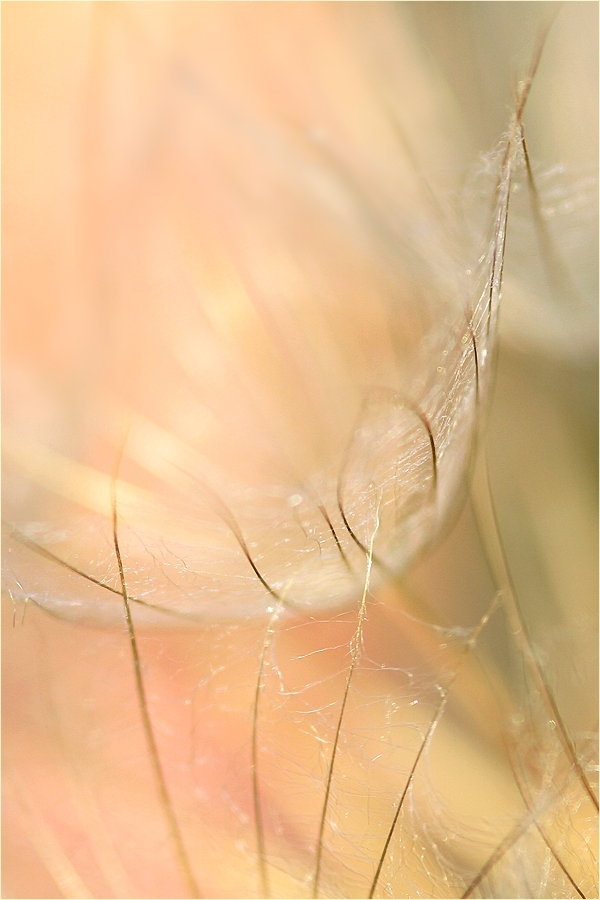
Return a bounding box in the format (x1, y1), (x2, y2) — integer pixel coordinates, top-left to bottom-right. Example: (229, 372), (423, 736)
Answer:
(369, 595), (499, 898)
(472, 454), (598, 812)
(5, 522), (197, 621)
(508, 740), (586, 899)
(461, 803), (542, 899)
(336, 392), (437, 573)
(317, 503), (353, 572)
(111, 477), (201, 899)
(312, 511), (379, 899)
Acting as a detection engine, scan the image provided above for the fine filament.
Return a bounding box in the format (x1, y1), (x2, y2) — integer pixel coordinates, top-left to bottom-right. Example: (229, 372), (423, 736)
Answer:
(2, 5), (597, 899)
(312, 500), (381, 899)
(110, 470), (201, 899)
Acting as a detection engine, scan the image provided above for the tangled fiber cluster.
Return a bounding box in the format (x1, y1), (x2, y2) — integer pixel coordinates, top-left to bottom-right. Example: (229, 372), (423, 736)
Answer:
(3, 4), (597, 898)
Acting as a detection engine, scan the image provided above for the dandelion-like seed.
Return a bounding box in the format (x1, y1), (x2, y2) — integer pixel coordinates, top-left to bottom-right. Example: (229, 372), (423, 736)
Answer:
(2, 4), (597, 898)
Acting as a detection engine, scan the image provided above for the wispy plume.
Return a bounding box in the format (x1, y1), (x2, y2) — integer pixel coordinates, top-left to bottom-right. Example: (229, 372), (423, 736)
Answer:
(2, 4), (597, 898)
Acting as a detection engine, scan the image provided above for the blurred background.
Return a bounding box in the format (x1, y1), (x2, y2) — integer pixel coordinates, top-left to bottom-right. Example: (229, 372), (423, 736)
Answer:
(2, 3), (597, 898)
